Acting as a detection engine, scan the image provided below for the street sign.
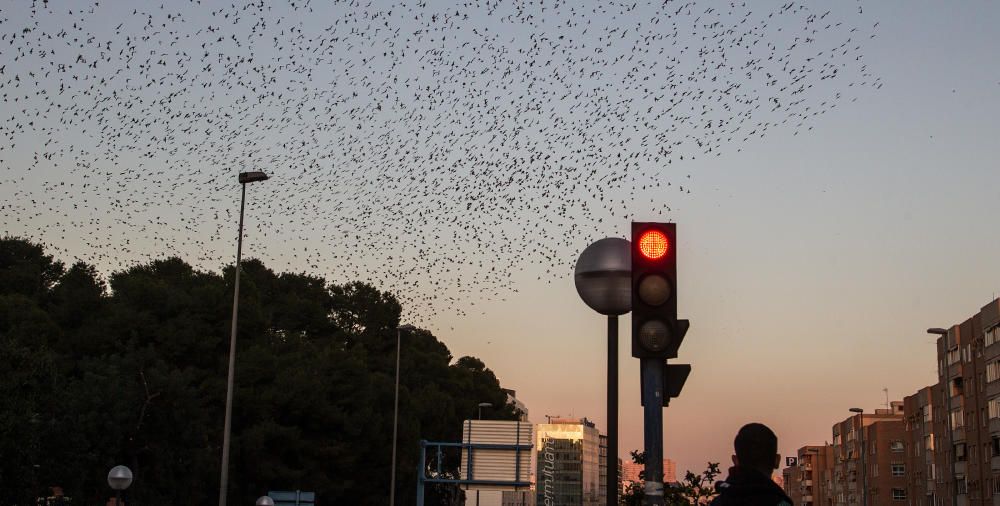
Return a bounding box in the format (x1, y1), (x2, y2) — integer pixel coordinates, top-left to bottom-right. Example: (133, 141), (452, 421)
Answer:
(786, 457), (798, 467)
(268, 490), (314, 506)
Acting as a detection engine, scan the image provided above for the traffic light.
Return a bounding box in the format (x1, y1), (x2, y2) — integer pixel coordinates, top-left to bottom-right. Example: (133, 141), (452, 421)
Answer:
(641, 364), (691, 407)
(631, 222), (688, 359)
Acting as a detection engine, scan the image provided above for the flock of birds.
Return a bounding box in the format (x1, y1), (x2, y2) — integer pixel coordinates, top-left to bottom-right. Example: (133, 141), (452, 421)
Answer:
(0, 0), (880, 320)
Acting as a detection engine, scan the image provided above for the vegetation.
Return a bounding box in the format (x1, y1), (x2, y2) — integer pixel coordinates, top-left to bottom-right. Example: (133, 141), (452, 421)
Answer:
(622, 450), (721, 505)
(0, 237), (518, 505)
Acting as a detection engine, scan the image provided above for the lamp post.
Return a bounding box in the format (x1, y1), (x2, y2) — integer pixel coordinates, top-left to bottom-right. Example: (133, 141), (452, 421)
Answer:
(478, 402), (493, 420)
(574, 237), (631, 506)
(390, 323), (416, 506)
(107, 465), (133, 506)
(928, 327), (958, 506)
(849, 408), (865, 506)
(219, 170), (269, 506)
(256, 496), (275, 506)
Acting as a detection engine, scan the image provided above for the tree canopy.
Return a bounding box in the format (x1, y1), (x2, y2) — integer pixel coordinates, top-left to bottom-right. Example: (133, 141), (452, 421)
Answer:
(0, 237), (518, 505)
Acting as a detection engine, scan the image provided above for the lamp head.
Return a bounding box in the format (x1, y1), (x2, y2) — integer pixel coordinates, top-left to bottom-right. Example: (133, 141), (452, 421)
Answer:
(238, 171), (269, 184)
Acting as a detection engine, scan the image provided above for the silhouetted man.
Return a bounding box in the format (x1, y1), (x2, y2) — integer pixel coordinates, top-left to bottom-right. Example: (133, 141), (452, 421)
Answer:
(711, 423), (793, 506)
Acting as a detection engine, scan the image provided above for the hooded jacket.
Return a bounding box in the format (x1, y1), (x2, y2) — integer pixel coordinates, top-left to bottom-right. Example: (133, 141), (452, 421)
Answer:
(710, 466), (793, 506)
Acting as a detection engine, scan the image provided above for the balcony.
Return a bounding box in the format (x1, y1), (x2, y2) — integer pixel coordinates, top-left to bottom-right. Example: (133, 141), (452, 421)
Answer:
(992, 455), (1000, 471)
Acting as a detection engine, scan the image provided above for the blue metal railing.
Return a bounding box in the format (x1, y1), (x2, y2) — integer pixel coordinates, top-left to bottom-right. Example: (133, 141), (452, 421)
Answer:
(415, 440), (533, 506)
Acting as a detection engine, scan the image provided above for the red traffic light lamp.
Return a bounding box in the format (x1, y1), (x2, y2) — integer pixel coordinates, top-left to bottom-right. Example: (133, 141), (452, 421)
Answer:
(631, 222), (687, 359)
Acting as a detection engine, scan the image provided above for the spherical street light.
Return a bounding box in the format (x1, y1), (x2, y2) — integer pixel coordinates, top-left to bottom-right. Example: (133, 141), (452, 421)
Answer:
(574, 237), (631, 316)
(256, 496), (275, 506)
(108, 465), (133, 506)
(107, 466), (133, 491)
(574, 237), (630, 506)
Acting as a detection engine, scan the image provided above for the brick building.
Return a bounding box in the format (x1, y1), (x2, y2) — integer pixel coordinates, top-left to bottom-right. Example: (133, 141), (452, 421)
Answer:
(921, 297), (1000, 505)
(903, 385), (940, 505)
(783, 445), (835, 506)
(831, 403), (908, 506)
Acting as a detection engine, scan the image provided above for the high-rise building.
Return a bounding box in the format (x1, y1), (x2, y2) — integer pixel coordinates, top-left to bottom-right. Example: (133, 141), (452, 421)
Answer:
(535, 418), (604, 506)
(831, 403), (907, 506)
(921, 297), (1000, 506)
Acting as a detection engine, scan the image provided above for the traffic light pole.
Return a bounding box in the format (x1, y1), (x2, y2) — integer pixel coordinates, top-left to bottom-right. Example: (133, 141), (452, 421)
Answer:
(641, 358), (665, 506)
(608, 315), (619, 506)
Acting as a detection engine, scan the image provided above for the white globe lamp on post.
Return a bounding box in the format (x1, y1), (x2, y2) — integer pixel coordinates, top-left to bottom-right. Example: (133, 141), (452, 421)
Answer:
(107, 465), (133, 506)
(574, 237), (631, 506)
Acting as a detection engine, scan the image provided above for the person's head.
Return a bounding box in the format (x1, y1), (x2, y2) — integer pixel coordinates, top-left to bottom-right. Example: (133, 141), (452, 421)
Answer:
(732, 422), (780, 475)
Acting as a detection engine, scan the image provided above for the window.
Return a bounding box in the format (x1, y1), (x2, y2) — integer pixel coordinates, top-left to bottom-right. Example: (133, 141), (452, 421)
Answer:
(951, 409), (964, 429)
(833, 433), (841, 446)
(989, 398), (1000, 420)
(923, 406), (933, 423)
(987, 325), (1000, 347)
(956, 443), (967, 462)
(890, 440), (904, 453)
(992, 436), (1000, 457)
(993, 475), (1000, 495)
(892, 488), (906, 501)
(988, 361), (1000, 383)
(958, 477), (968, 495)
(891, 463), (905, 477)
(948, 347), (960, 365)
(925, 434), (935, 451)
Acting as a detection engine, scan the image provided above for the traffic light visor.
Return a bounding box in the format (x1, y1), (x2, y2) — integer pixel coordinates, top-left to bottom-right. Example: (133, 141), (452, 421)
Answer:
(638, 229), (669, 260)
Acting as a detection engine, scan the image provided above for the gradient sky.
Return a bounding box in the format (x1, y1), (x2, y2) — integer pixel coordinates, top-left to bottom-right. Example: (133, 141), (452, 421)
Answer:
(3, 0), (1000, 478)
(437, 0), (1000, 474)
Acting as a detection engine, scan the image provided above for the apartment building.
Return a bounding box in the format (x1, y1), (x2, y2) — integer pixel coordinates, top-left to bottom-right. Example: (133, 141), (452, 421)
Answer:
(783, 445), (835, 506)
(903, 385), (940, 505)
(831, 403), (907, 506)
(926, 297), (1000, 505)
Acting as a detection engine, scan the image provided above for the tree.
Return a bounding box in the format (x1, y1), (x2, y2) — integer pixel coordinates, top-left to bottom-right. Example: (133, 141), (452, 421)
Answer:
(621, 450), (721, 506)
(0, 237), (521, 506)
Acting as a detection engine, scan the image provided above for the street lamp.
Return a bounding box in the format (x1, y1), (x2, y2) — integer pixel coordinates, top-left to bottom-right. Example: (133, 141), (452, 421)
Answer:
(928, 327), (958, 506)
(574, 237), (631, 506)
(390, 323), (416, 506)
(478, 402), (493, 420)
(219, 170), (269, 506)
(848, 408), (865, 506)
(107, 465), (133, 506)
(256, 496), (275, 506)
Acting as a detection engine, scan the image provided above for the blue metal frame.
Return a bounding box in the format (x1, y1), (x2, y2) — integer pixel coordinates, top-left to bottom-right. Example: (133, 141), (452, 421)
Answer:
(415, 440), (533, 506)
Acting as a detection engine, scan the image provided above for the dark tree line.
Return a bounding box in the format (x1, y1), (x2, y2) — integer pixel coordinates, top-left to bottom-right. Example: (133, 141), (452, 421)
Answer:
(0, 237), (518, 505)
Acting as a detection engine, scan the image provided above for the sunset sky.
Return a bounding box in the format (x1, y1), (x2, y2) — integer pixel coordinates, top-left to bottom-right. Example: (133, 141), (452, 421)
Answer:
(435, 0), (1000, 473)
(3, 0), (1000, 478)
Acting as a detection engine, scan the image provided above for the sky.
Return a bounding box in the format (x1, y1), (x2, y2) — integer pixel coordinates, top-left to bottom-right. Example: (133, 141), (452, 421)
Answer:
(433, 0), (1000, 474)
(2, 0), (1000, 478)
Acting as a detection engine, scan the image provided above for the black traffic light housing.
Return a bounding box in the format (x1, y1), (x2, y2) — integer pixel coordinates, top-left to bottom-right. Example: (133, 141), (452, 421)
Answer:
(631, 222), (689, 359)
(641, 363), (691, 407)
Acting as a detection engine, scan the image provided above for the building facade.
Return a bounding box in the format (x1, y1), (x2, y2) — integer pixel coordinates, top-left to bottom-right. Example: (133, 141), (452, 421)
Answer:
(535, 418), (604, 506)
(926, 297), (1000, 506)
(787, 298), (1000, 506)
(831, 404), (907, 506)
(784, 445), (836, 506)
(903, 385), (939, 505)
